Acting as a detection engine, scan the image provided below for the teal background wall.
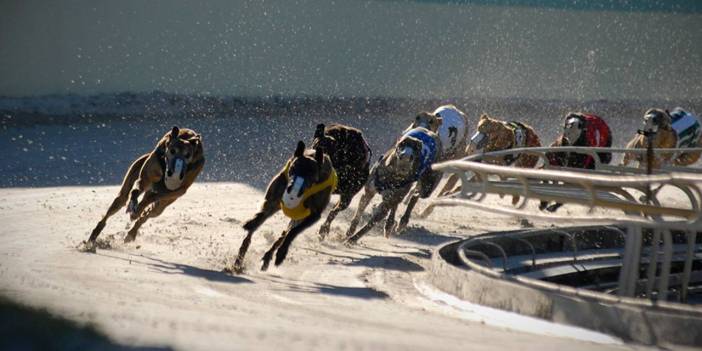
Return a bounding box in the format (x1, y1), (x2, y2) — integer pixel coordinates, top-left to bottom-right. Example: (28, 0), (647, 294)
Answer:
(1, 0), (700, 100)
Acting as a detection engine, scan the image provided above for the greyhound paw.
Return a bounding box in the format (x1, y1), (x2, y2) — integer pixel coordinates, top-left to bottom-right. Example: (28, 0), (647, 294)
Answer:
(384, 224), (396, 238)
(123, 233), (136, 243)
(397, 217), (410, 232)
(344, 236), (359, 247)
(77, 240), (97, 253)
(274, 247), (289, 267)
(318, 225), (330, 241)
(538, 201), (549, 211)
(223, 262), (245, 275)
(260, 258), (271, 272)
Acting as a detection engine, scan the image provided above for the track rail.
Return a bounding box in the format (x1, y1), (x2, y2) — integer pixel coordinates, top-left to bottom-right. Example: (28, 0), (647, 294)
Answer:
(425, 146), (702, 302)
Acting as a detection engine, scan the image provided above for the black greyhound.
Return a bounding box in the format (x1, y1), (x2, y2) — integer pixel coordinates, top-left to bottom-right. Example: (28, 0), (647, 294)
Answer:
(230, 141), (336, 272)
(311, 123), (372, 238)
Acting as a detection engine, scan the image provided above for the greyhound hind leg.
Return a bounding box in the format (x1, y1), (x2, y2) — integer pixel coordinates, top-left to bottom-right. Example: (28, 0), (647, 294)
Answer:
(318, 194), (352, 239)
(234, 198), (281, 272)
(123, 194), (175, 243)
(232, 174), (286, 273)
(346, 199), (393, 244)
(344, 186), (376, 238)
(88, 154), (148, 242)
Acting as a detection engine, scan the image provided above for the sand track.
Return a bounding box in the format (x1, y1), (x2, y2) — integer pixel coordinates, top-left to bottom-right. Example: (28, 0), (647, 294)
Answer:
(0, 183), (647, 350)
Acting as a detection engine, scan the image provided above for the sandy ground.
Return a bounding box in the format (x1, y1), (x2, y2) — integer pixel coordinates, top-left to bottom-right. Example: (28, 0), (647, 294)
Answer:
(0, 180), (659, 350)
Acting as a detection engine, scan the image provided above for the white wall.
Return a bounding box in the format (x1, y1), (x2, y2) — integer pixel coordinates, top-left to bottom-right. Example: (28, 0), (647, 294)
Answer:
(1, 0), (700, 100)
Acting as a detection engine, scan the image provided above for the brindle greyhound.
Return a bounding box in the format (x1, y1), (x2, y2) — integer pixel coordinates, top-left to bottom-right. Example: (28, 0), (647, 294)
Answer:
(437, 113), (541, 198)
(622, 108), (702, 168)
(345, 116), (442, 244)
(407, 106), (470, 198)
(84, 127), (204, 248)
(311, 123), (371, 238)
(231, 141), (336, 272)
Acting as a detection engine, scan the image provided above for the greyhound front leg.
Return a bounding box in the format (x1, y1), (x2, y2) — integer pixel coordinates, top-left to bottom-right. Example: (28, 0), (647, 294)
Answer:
(345, 186), (375, 238)
(260, 230), (288, 272)
(398, 193), (419, 233)
(274, 213), (321, 267)
(383, 204), (398, 238)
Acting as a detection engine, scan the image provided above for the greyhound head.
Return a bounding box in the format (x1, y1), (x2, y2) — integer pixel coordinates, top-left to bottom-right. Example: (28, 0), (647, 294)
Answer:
(310, 123), (337, 156)
(467, 114), (503, 154)
(562, 113), (585, 145)
(640, 108), (672, 137)
(411, 112), (443, 132)
(388, 135), (423, 175)
(163, 126), (201, 190)
(281, 141), (325, 210)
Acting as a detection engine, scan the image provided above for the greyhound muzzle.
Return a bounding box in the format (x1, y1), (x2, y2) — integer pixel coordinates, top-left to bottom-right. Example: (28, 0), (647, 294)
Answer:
(282, 176), (306, 209)
(398, 145), (415, 161)
(470, 131), (488, 152)
(164, 157), (186, 190)
(638, 113), (660, 137)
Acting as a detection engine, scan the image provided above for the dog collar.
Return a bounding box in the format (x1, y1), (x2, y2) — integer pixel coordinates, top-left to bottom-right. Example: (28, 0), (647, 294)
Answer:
(280, 162), (338, 220)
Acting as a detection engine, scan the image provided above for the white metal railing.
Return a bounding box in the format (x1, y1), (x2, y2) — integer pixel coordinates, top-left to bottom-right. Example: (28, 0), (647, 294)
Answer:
(457, 146), (702, 174)
(426, 146), (702, 303)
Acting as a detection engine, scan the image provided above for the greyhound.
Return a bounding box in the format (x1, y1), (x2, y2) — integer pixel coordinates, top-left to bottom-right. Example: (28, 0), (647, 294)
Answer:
(84, 126), (204, 249)
(622, 108), (702, 168)
(345, 115), (442, 244)
(311, 123), (372, 239)
(438, 113), (541, 198)
(541, 112), (613, 212)
(231, 141), (336, 272)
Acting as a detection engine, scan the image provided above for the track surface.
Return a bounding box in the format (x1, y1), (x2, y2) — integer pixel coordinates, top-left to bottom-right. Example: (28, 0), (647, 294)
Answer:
(0, 183), (647, 350)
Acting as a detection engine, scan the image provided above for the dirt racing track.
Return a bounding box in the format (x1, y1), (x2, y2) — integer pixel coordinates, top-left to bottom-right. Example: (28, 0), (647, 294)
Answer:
(0, 182), (650, 351)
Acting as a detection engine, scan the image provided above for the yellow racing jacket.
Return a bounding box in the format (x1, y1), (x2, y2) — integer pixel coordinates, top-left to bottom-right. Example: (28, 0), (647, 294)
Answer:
(280, 162), (338, 220)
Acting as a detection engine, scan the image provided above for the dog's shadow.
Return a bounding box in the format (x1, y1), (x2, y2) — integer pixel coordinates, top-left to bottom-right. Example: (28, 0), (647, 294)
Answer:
(95, 252), (253, 284)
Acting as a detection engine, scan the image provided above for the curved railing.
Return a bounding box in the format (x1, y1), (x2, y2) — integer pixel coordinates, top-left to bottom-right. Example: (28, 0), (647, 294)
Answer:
(423, 147), (702, 302)
(458, 146), (702, 174)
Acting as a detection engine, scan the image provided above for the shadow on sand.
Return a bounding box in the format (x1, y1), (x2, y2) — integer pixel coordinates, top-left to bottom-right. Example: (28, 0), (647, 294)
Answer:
(394, 227), (462, 246)
(344, 255), (424, 272)
(315, 283), (389, 299)
(96, 252), (253, 285)
(0, 297), (172, 351)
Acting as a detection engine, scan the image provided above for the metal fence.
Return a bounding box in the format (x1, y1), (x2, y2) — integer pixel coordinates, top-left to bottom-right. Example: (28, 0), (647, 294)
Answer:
(427, 146), (702, 302)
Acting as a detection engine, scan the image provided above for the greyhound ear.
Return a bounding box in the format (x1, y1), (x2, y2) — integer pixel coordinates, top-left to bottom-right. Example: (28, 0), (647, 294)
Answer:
(315, 147), (324, 164)
(171, 126), (179, 139)
(294, 141), (305, 157)
(436, 116), (443, 127)
(480, 114), (488, 121)
(314, 124), (325, 139)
